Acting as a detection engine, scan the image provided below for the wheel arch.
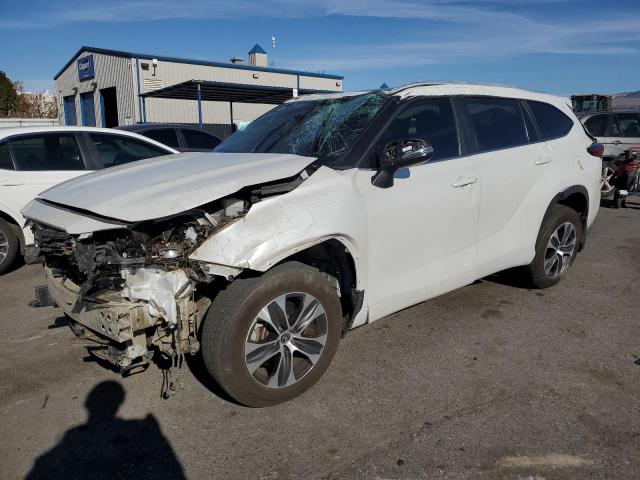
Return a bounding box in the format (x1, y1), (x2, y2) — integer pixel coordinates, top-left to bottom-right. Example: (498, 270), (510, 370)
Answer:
(543, 185), (589, 249)
(0, 209), (25, 254)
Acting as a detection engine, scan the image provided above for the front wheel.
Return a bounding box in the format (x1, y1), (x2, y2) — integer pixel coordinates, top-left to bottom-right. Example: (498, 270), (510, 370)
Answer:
(200, 261), (343, 407)
(523, 205), (583, 289)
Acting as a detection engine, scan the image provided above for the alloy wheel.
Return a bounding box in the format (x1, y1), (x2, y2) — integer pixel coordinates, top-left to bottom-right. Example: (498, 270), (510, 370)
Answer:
(244, 292), (328, 388)
(0, 230), (8, 265)
(601, 165), (616, 195)
(544, 222), (577, 279)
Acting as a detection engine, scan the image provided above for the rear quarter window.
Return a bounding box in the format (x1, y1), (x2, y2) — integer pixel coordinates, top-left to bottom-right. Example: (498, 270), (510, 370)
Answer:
(526, 100), (574, 140)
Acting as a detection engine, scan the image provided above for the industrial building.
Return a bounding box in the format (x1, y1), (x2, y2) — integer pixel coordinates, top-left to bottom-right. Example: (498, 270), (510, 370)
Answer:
(54, 45), (344, 133)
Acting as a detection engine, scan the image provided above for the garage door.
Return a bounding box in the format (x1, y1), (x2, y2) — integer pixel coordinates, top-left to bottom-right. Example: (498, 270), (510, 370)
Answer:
(80, 92), (96, 127)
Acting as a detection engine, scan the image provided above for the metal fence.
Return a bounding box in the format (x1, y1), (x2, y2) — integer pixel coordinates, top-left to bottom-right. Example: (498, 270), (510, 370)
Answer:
(0, 118), (60, 128)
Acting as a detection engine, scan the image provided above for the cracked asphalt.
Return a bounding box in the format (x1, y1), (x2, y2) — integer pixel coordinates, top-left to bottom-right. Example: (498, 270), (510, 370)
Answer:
(1, 201), (638, 480)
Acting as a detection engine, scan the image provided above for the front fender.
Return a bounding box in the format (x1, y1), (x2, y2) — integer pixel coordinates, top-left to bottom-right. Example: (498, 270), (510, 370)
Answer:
(189, 167), (369, 289)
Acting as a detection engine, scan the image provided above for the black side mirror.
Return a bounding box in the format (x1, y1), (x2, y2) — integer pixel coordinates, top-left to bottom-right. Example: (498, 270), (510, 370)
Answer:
(371, 139), (434, 188)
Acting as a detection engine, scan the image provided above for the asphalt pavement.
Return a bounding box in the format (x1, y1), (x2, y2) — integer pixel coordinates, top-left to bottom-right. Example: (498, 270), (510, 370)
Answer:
(1, 201), (638, 480)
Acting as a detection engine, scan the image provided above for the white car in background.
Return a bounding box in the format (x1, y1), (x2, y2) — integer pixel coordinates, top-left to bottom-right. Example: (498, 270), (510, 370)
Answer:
(0, 127), (177, 273)
(23, 83), (602, 407)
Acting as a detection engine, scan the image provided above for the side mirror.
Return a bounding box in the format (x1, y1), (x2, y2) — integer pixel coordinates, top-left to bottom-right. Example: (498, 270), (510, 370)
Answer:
(371, 139), (434, 188)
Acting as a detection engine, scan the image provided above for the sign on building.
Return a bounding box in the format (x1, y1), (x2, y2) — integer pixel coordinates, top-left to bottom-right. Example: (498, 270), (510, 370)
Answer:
(77, 55), (95, 81)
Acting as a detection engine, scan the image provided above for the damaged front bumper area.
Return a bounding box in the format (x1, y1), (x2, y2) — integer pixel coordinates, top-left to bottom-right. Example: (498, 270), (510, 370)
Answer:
(30, 203), (247, 373)
(44, 265), (205, 372)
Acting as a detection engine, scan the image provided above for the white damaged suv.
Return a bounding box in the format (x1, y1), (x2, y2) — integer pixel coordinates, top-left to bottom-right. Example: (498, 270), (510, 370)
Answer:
(23, 83), (602, 406)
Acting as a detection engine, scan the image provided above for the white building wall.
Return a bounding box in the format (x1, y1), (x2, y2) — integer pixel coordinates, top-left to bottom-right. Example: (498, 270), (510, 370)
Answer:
(144, 98), (274, 124)
(55, 49), (343, 127)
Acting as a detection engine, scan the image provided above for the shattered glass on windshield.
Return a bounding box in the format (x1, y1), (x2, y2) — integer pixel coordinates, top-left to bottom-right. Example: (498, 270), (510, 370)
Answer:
(216, 93), (388, 164)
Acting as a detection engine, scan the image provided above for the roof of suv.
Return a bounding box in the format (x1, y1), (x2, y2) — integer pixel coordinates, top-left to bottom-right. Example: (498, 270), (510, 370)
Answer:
(293, 82), (570, 110)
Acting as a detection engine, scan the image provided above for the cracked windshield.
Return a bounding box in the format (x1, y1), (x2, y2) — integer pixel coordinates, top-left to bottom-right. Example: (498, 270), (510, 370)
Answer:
(216, 92), (387, 162)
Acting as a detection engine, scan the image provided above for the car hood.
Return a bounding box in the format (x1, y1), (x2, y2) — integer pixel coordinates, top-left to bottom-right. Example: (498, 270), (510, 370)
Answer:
(37, 152), (315, 222)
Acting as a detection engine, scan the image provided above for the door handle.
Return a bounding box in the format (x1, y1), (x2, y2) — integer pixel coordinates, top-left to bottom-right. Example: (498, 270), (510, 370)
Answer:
(0, 179), (25, 186)
(611, 140), (622, 145)
(452, 176), (478, 188)
(535, 157), (552, 165)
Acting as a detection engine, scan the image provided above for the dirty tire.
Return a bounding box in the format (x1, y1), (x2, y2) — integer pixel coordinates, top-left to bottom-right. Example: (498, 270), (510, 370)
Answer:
(0, 219), (19, 275)
(200, 261), (342, 407)
(523, 205), (583, 289)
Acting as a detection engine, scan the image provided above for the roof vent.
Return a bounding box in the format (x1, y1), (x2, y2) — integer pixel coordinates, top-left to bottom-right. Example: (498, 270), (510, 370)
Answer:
(248, 44), (268, 67)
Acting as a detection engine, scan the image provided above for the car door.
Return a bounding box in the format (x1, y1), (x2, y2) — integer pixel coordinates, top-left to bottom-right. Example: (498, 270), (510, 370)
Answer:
(457, 96), (551, 276)
(608, 112), (640, 157)
(351, 97), (480, 319)
(178, 128), (221, 152)
(0, 132), (90, 243)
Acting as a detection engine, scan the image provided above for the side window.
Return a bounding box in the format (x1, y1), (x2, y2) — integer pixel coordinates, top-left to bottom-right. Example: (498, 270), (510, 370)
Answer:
(611, 113), (640, 137)
(0, 142), (14, 170)
(88, 133), (171, 168)
(180, 129), (220, 150)
(463, 97), (528, 151)
(373, 97), (460, 163)
(143, 128), (180, 149)
(583, 114), (608, 137)
(9, 134), (85, 171)
(526, 100), (573, 140)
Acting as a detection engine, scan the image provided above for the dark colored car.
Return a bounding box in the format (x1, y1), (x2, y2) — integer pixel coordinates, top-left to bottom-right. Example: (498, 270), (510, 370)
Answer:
(117, 124), (222, 152)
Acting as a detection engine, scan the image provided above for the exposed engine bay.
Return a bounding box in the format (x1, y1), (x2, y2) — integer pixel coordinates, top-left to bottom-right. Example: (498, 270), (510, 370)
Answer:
(30, 173), (306, 374)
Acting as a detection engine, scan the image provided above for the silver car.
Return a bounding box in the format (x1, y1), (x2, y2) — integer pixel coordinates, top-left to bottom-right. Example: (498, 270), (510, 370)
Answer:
(580, 110), (640, 196)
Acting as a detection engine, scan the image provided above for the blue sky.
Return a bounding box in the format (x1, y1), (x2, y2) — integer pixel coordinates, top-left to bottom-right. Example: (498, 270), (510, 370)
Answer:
(0, 0), (638, 96)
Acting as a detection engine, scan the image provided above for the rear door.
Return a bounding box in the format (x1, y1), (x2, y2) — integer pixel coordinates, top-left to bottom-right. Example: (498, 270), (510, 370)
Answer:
(608, 112), (640, 157)
(0, 133), (90, 242)
(457, 96), (551, 274)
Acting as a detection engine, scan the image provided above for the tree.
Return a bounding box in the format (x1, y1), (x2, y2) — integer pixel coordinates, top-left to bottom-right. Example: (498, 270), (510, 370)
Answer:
(0, 71), (18, 117)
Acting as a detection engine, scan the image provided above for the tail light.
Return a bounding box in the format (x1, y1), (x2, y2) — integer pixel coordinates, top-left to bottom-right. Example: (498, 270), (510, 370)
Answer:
(587, 142), (604, 158)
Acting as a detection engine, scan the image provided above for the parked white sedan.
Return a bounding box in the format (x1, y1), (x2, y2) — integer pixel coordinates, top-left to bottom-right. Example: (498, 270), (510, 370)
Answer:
(0, 126), (177, 273)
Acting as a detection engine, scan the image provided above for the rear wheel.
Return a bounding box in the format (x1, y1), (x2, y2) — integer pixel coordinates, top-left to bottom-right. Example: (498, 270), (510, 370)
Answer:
(200, 262), (343, 407)
(523, 205), (583, 289)
(600, 162), (616, 198)
(0, 219), (19, 275)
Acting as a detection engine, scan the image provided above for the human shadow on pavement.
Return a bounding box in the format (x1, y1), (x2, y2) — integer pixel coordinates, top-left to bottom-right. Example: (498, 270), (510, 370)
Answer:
(26, 380), (185, 480)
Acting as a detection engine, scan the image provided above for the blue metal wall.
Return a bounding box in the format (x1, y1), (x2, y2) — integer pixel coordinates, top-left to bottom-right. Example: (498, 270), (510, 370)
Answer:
(63, 95), (77, 126)
(80, 92), (96, 127)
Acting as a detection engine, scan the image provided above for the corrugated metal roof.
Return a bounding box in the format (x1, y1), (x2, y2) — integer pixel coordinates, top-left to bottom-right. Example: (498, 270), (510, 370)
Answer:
(140, 79), (335, 104)
(54, 46), (344, 81)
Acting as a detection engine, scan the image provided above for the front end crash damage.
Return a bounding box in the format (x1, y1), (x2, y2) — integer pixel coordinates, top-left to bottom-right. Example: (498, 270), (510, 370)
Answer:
(30, 174), (306, 373)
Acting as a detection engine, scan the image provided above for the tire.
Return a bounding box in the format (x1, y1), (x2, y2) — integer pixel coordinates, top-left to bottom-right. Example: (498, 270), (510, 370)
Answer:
(0, 219), (19, 275)
(200, 261), (343, 407)
(523, 205), (583, 289)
